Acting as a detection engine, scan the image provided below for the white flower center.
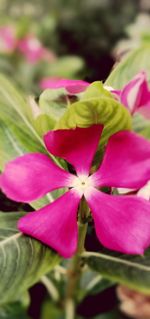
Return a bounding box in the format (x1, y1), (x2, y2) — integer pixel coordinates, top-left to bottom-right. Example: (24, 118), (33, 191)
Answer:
(71, 174), (94, 196)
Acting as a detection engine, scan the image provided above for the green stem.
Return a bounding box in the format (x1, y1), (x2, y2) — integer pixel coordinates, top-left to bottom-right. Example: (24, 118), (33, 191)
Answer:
(64, 198), (89, 319)
(41, 276), (59, 302)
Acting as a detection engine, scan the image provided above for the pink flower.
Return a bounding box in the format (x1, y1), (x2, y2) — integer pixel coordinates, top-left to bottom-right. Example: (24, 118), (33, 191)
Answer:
(39, 78), (89, 94)
(17, 35), (52, 64)
(0, 26), (17, 53)
(1, 125), (150, 258)
(110, 72), (150, 119)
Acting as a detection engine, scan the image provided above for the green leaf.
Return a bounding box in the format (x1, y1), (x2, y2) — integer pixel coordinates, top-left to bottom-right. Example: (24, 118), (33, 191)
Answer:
(34, 114), (55, 137)
(0, 302), (30, 319)
(80, 269), (113, 299)
(36, 88), (69, 135)
(41, 299), (63, 319)
(0, 120), (45, 170)
(0, 212), (60, 305)
(0, 74), (67, 208)
(45, 56), (84, 78)
(0, 74), (47, 169)
(83, 250), (150, 294)
(106, 45), (150, 89)
(56, 82), (132, 146)
(81, 81), (113, 100)
(39, 88), (68, 118)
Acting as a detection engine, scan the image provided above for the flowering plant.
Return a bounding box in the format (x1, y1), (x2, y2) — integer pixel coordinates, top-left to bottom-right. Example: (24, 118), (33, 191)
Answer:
(1, 43), (150, 318)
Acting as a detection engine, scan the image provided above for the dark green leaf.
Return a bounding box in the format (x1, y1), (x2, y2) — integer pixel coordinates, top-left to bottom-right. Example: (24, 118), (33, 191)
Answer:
(0, 212), (60, 305)
(83, 250), (150, 294)
(0, 302), (30, 319)
(80, 269), (113, 298)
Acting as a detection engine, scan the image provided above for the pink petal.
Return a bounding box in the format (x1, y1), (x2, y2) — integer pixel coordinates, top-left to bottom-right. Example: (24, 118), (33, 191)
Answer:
(44, 125), (103, 175)
(17, 35), (46, 63)
(85, 188), (150, 254)
(92, 130), (150, 189)
(120, 72), (150, 113)
(1, 153), (73, 202)
(110, 89), (121, 99)
(0, 26), (17, 53)
(39, 78), (89, 94)
(104, 86), (121, 100)
(138, 104), (150, 119)
(18, 190), (81, 258)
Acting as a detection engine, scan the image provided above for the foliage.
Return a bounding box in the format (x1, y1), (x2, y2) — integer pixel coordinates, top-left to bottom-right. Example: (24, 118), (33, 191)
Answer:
(0, 302), (30, 319)
(83, 249), (150, 294)
(0, 211), (60, 305)
(56, 82), (132, 147)
(106, 44), (150, 89)
(1, 2), (150, 319)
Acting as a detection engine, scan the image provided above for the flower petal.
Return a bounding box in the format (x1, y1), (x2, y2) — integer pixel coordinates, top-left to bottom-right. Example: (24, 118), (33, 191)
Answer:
(17, 35), (46, 63)
(44, 125), (103, 175)
(120, 72), (150, 113)
(93, 130), (150, 189)
(0, 26), (17, 53)
(85, 188), (150, 254)
(18, 190), (81, 258)
(138, 104), (150, 120)
(39, 78), (89, 94)
(1, 153), (73, 202)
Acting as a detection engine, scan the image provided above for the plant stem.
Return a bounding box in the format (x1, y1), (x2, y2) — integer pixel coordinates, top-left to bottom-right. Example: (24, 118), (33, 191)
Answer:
(64, 198), (89, 319)
(65, 298), (75, 319)
(41, 275), (59, 302)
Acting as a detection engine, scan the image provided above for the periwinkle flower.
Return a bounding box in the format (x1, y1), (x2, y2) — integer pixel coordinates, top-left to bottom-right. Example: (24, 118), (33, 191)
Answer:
(1, 125), (150, 258)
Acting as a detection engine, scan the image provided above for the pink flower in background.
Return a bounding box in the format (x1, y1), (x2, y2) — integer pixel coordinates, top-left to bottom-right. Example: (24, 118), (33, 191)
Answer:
(40, 78), (89, 94)
(1, 125), (150, 257)
(0, 26), (17, 53)
(17, 34), (55, 64)
(110, 72), (150, 119)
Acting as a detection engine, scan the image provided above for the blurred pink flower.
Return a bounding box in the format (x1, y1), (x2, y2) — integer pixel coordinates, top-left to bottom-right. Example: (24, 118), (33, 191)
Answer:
(110, 72), (150, 119)
(0, 26), (17, 53)
(40, 78), (89, 94)
(1, 126), (150, 257)
(17, 34), (55, 64)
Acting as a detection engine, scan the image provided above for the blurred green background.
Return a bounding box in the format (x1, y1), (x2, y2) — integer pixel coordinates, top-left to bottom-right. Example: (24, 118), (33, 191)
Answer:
(0, 0), (149, 94)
